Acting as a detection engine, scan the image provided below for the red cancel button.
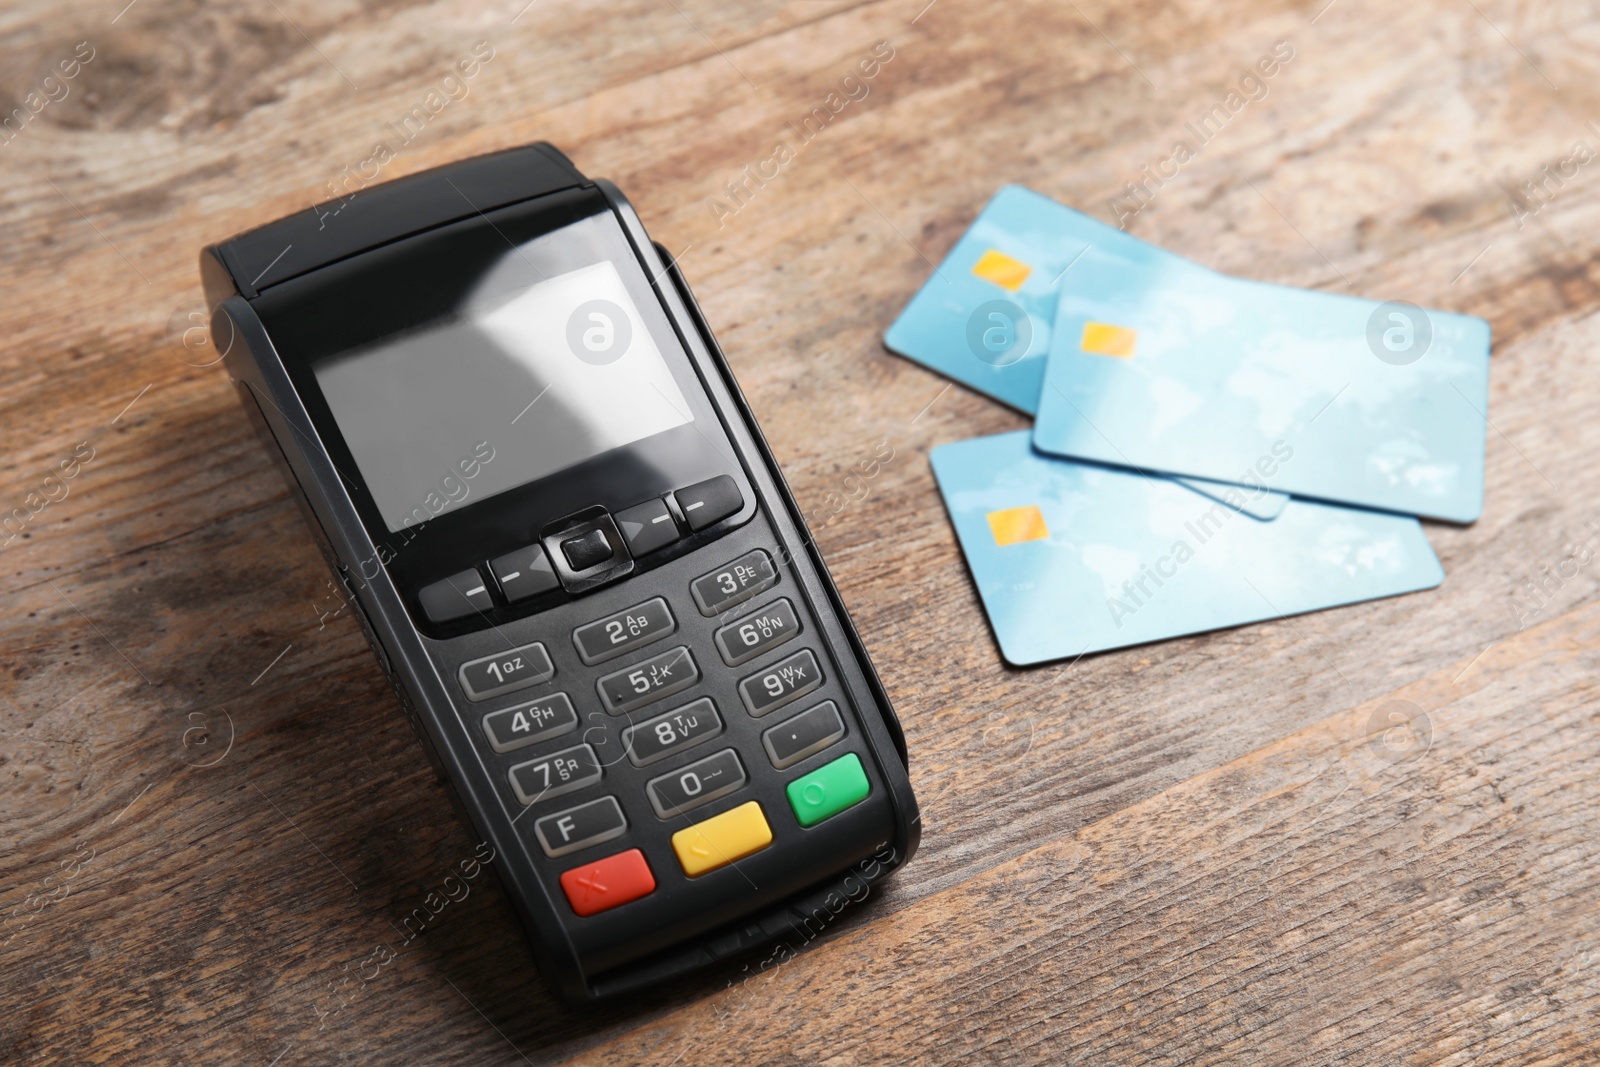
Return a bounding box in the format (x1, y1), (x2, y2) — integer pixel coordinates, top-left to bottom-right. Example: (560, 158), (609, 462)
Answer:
(559, 848), (656, 917)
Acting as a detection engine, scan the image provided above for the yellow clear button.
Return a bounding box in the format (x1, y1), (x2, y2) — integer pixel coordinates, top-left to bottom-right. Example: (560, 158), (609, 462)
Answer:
(671, 801), (773, 877)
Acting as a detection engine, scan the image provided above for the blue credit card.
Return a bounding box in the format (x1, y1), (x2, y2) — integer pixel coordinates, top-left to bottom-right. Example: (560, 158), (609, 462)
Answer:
(1034, 255), (1492, 522)
(884, 185), (1288, 520)
(884, 184), (1203, 413)
(930, 431), (1445, 666)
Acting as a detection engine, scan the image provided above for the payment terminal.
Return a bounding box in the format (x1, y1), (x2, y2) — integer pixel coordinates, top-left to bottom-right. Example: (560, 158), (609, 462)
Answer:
(199, 143), (919, 1002)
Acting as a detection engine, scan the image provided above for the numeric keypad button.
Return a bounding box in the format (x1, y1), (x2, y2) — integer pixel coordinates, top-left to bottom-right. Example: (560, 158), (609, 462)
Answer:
(645, 748), (747, 819)
(534, 796), (628, 858)
(596, 646), (699, 715)
(762, 700), (846, 769)
(572, 598), (676, 665)
(622, 698), (724, 767)
(738, 649), (823, 717)
(480, 693), (577, 753)
(713, 598), (800, 666)
(690, 550), (778, 616)
(458, 642), (555, 702)
(509, 744), (602, 806)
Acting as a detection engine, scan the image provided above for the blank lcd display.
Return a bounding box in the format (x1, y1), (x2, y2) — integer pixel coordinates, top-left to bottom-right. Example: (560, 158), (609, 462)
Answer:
(314, 259), (694, 532)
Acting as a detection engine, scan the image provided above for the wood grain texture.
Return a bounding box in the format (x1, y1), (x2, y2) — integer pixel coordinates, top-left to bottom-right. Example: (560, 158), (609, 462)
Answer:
(2, 0), (1598, 1062)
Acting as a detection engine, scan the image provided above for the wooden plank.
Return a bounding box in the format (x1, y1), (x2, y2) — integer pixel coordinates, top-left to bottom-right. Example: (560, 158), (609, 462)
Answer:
(572, 599), (1600, 1066)
(2, 0), (1598, 1060)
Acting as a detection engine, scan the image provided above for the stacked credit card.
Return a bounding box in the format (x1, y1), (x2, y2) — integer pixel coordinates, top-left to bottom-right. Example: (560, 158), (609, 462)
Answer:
(885, 186), (1491, 666)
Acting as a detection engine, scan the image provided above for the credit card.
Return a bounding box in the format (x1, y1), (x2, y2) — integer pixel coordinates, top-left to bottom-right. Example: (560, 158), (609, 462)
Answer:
(884, 185), (1287, 520)
(884, 184), (1204, 413)
(930, 431), (1445, 665)
(1034, 255), (1492, 522)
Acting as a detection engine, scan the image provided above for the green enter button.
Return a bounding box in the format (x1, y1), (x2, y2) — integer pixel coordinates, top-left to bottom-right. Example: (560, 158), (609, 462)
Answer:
(786, 753), (870, 827)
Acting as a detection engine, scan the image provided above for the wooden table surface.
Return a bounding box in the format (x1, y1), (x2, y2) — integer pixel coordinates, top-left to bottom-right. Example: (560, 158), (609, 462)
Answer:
(5, 0), (1600, 1062)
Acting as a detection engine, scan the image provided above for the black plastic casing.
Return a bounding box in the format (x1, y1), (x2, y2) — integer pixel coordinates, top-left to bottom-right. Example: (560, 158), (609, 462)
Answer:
(199, 144), (919, 1002)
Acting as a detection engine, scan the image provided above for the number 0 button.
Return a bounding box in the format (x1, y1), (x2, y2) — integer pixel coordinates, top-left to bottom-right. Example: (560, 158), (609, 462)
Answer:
(646, 748), (747, 819)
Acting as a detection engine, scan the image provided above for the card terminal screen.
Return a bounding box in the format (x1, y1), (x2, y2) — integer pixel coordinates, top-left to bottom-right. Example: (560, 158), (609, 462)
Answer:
(314, 252), (694, 532)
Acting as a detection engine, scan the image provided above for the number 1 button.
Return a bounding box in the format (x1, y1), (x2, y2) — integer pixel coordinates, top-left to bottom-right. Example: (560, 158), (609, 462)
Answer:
(458, 642), (554, 702)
